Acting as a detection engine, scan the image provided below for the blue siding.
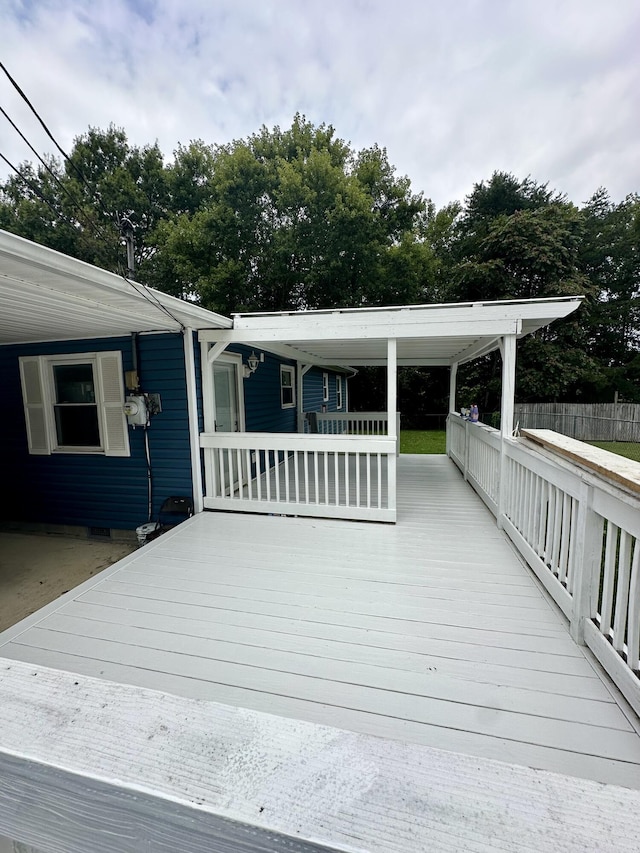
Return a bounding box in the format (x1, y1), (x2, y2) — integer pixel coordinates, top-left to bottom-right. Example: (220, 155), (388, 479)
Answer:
(227, 346), (297, 433)
(303, 367), (348, 412)
(0, 333), (193, 531)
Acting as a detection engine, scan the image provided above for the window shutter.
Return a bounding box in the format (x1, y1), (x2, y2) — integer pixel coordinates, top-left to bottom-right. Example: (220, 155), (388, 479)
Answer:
(19, 357), (51, 455)
(96, 352), (130, 457)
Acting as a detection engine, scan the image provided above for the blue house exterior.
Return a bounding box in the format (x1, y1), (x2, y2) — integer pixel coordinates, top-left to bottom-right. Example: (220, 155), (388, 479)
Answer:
(0, 234), (350, 537)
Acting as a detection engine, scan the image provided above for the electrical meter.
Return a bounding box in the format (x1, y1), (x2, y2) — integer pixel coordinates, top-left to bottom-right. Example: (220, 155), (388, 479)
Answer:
(124, 394), (148, 427)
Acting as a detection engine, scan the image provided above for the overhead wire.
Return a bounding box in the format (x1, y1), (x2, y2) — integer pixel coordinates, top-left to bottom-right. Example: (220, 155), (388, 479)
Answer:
(0, 61), (185, 329)
(0, 104), (113, 244)
(0, 150), (77, 226)
(0, 60), (116, 227)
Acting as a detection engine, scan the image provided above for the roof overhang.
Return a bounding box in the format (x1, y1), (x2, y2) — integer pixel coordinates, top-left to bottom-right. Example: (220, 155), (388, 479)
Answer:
(199, 297), (583, 367)
(0, 230), (232, 345)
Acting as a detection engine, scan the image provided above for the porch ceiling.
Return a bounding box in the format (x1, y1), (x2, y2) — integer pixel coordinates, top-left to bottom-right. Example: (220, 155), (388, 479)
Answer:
(0, 230), (231, 345)
(222, 297), (583, 366)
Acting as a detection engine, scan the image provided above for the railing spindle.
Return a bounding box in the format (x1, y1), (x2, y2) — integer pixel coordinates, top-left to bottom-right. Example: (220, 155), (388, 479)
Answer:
(612, 530), (632, 654)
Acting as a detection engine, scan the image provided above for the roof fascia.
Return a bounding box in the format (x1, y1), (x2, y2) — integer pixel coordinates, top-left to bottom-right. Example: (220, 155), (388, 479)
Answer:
(219, 317), (521, 344)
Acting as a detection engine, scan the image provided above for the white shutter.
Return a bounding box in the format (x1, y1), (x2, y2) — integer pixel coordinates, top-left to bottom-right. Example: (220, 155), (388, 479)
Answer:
(18, 357), (51, 455)
(96, 351), (130, 457)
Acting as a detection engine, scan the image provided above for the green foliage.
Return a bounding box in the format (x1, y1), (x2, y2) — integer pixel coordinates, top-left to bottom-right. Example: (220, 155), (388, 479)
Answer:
(152, 115), (433, 314)
(1, 123), (638, 413)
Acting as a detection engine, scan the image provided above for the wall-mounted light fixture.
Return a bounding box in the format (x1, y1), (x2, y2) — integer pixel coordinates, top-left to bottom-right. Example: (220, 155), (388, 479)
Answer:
(244, 350), (263, 378)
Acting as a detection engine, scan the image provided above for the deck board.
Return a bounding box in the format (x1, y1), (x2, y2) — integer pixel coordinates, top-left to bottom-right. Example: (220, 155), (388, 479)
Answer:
(1, 455), (639, 789)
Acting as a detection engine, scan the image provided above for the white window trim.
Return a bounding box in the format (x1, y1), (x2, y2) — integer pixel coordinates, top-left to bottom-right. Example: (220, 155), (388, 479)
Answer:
(19, 351), (130, 457)
(280, 365), (296, 409)
(336, 375), (343, 410)
(322, 371), (329, 403)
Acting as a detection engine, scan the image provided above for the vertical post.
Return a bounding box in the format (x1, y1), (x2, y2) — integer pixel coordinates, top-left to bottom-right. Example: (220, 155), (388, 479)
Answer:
(500, 334), (517, 438)
(297, 363), (305, 433)
(297, 364), (312, 432)
(183, 329), (204, 514)
(449, 362), (458, 414)
(387, 338), (397, 440)
(387, 338), (398, 518)
(497, 334), (516, 528)
(446, 361), (458, 459)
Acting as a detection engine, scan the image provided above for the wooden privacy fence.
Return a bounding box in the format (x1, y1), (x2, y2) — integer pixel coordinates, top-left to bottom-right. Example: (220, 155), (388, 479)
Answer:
(447, 414), (640, 717)
(514, 403), (640, 442)
(200, 432), (397, 522)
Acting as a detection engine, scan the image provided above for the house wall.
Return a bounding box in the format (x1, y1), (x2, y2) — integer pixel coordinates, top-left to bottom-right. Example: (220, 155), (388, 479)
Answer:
(303, 367), (348, 412)
(0, 333), (193, 532)
(230, 346), (298, 434)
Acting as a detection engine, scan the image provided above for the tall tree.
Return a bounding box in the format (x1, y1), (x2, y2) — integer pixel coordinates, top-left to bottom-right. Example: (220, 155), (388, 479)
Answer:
(438, 173), (599, 408)
(153, 115), (434, 314)
(579, 189), (640, 401)
(0, 125), (169, 274)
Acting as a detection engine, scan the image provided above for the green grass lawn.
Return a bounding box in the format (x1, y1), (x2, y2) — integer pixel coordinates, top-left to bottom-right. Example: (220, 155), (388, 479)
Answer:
(586, 441), (640, 463)
(400, 430), (446, 454)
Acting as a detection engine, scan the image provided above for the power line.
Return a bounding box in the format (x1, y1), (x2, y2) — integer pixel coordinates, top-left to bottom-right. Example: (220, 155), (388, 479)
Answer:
(0, 106), (114, 244)
(0, 150), (74, 225)
(118, 265), (185, 330)
(3, 149), (184, 329)
(0, 62), (183, 329)
(0, 60), (121, 235)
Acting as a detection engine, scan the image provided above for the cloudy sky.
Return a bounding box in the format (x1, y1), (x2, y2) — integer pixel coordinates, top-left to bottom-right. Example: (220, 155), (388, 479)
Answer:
(1, 0), (639, 208)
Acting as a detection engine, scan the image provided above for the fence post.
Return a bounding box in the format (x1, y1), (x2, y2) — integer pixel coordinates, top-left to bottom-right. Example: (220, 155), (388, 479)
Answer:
(570, 482), (602, 645)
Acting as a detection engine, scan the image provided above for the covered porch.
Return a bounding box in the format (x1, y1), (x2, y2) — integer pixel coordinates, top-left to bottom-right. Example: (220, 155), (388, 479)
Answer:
(198, 297), (583, 522)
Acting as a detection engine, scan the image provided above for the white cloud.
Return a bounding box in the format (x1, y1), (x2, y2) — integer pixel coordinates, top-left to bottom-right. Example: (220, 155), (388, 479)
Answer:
(1, 0), (638, 207)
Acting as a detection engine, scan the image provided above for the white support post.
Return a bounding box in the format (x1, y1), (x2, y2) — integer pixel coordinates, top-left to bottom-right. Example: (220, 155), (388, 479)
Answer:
(449, 362), (458, 414)
(447, 362), (458, 459)
(497, 334), (516, 528)
(499, 335), (517, 438)
(387, 338), (397, 440)
(297, 364), (311, 432)
(183, 329), (204, 514)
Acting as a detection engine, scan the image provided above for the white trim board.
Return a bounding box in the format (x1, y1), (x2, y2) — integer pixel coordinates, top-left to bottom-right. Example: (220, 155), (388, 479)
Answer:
(1, 658), (639, 853)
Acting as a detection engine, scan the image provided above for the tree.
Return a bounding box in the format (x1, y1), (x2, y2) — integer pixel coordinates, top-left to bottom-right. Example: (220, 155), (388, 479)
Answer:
(437, 172), (600, 407)
(0, 125), (169, 274)
(579, 190), (640, 400)
(152, 115), (434, 314)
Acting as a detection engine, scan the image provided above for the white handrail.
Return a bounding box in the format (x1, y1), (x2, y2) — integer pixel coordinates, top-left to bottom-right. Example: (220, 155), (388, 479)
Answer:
(446, 414), (640, 716)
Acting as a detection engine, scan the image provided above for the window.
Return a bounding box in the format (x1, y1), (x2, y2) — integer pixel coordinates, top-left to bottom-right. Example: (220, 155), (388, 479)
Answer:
(280, 365), (295, 408)
(19, 351), (130, 456)
(52, 362), (101, 447)
(322, 371), (329, 403)
(336, 375), (343, 409)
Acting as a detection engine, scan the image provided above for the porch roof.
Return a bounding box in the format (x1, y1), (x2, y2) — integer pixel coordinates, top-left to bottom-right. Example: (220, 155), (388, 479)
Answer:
(0, 229), (232, 345)
(225, 297), (583, 366)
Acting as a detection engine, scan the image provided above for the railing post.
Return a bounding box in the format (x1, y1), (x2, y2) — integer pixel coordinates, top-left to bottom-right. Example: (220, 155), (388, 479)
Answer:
(463, 419), (469, 481)
(570, 483), (601, 645)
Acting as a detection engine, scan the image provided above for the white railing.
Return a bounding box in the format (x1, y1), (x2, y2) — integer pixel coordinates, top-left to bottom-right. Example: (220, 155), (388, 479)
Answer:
(447, 415), (500, 513)
(200, 432), (397, 522)
(447, 415), (640, 716)
(303, 411), (399, 436)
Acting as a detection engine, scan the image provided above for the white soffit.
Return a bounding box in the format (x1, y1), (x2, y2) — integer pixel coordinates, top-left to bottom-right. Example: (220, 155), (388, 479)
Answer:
(0, 230), (231, 345)
(212, 297), (584, 366)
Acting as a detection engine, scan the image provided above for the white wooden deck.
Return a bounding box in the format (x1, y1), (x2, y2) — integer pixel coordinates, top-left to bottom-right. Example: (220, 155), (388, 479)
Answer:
(1, 455), (639, 791)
